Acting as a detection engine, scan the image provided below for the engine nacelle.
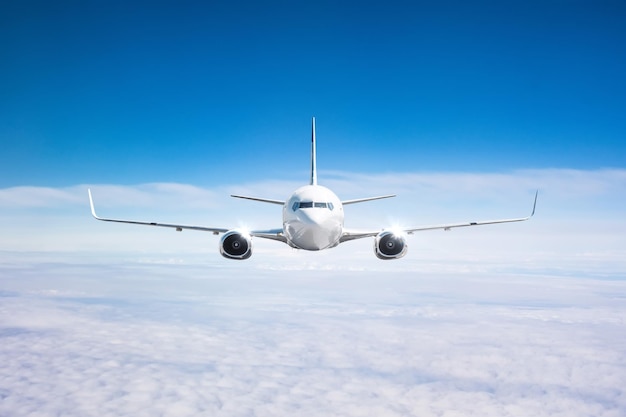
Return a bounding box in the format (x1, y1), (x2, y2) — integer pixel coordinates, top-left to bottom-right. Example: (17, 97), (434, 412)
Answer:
(220, 230), (252, 260)
(374, 230), (408, 260)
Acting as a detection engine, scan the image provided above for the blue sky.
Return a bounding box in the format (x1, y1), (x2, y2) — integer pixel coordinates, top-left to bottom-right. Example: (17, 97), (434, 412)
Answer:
(2, 1), (625, 187)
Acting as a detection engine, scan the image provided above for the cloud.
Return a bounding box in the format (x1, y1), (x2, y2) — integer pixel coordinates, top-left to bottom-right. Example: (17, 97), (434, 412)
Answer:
(0, 262), (625, 417)
(3, 167), (625, 208)
(0, 168), (624, 275)
(324, 168), (626, 197)
(0, 183), (225, 210)
(0, 186), (84, 208)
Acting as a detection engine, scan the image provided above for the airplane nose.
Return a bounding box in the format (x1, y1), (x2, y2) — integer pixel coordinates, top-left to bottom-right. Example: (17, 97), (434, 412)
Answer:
(297, 209), (326, 225)
(285, 208), (342, 251)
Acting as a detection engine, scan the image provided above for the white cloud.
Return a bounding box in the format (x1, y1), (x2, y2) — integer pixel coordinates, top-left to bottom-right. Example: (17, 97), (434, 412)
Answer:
(0, 170), (622, 415)
(0, 183), (226, 210)
(0, 185), (84, 208)
(0, 168), (624, 274)
(0, 262), (625, 417)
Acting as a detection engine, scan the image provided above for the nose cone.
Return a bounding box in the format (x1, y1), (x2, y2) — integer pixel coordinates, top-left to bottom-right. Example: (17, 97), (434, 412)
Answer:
(283, 184), (344, 251)
(297, 208), (326, 225)
(286, 210), (342, 250)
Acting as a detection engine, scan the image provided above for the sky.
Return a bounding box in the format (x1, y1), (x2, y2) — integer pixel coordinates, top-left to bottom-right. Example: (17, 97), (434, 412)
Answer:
(1, 0), (625, 186)
(1, 1), (626, 416)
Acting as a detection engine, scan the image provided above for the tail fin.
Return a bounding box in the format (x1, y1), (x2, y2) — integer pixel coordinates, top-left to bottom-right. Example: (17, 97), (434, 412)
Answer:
(310, 117), (317, 185)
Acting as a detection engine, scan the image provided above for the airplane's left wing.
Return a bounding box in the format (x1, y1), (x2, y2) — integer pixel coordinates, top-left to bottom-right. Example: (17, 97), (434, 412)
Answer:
(403, 191), (538, 233)
(88, 189), (229, 234)
(340, 191), (538, 242)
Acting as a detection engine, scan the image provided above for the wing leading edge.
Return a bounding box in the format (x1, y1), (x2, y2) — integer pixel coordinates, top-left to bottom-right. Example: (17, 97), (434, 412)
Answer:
(89, 190), (287, 243)
(340, 191), (538, 243)
(89, 190), (286, 241)
(88, 189), (229, 234)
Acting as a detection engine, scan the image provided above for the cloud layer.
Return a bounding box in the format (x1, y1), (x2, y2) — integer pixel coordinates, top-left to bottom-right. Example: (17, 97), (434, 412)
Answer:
(0, 169), (624, 415)
(1, 168), (624, 276)
(1, 259), (625, 417)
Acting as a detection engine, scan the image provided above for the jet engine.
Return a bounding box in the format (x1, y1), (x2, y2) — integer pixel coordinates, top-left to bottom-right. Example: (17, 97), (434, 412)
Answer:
(374, 230), (407, 260)
(220, 230), (252, 260)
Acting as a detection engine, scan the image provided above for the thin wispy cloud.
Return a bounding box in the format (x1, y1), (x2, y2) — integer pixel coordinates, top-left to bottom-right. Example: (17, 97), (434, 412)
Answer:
(2, 168), (625, 208)
(0, 168), (623, 266)
(0, 183), (224, 210)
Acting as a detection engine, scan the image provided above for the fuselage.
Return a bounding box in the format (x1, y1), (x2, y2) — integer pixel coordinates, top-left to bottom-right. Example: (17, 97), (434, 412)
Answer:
(283, 185), (344, 250)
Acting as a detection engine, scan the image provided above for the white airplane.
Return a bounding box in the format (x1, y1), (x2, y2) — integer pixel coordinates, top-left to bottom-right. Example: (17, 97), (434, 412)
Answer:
(88, 118), (537, 260)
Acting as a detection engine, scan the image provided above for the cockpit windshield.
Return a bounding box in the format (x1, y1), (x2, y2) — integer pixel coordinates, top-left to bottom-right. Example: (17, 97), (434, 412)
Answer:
(292, 201), (335, 211)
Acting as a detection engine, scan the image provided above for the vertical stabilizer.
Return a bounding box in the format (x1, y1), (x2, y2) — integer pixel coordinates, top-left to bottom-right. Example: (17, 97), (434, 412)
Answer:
(310, 117), (317, 185)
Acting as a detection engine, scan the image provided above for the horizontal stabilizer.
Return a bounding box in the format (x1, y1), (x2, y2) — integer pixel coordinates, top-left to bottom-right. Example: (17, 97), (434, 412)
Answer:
(231, 195), (285, 205)
(342, 195), (396, 205)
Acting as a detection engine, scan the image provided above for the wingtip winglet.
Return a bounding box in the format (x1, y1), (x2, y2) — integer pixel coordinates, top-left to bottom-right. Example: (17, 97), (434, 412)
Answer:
(87, 188), (100, 219)
(531, 190), (538, 218)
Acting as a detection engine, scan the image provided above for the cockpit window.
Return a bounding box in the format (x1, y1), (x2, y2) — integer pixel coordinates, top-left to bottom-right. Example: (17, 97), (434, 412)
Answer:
(292, 201), (334, 211)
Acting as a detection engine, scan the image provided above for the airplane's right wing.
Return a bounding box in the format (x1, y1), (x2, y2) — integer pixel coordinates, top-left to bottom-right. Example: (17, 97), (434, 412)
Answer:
(249, 228), (288, 244)
(88, 189), (229, 234)
(89, 189), (289, 243)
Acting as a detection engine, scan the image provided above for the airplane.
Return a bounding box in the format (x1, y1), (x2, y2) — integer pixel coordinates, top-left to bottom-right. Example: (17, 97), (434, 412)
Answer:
(88, 117), (537, 260)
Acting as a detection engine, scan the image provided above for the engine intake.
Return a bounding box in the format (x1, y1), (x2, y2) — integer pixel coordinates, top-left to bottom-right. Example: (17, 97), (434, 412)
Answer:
(374, 230), (407, 260)
(220, 230), (252, 260)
